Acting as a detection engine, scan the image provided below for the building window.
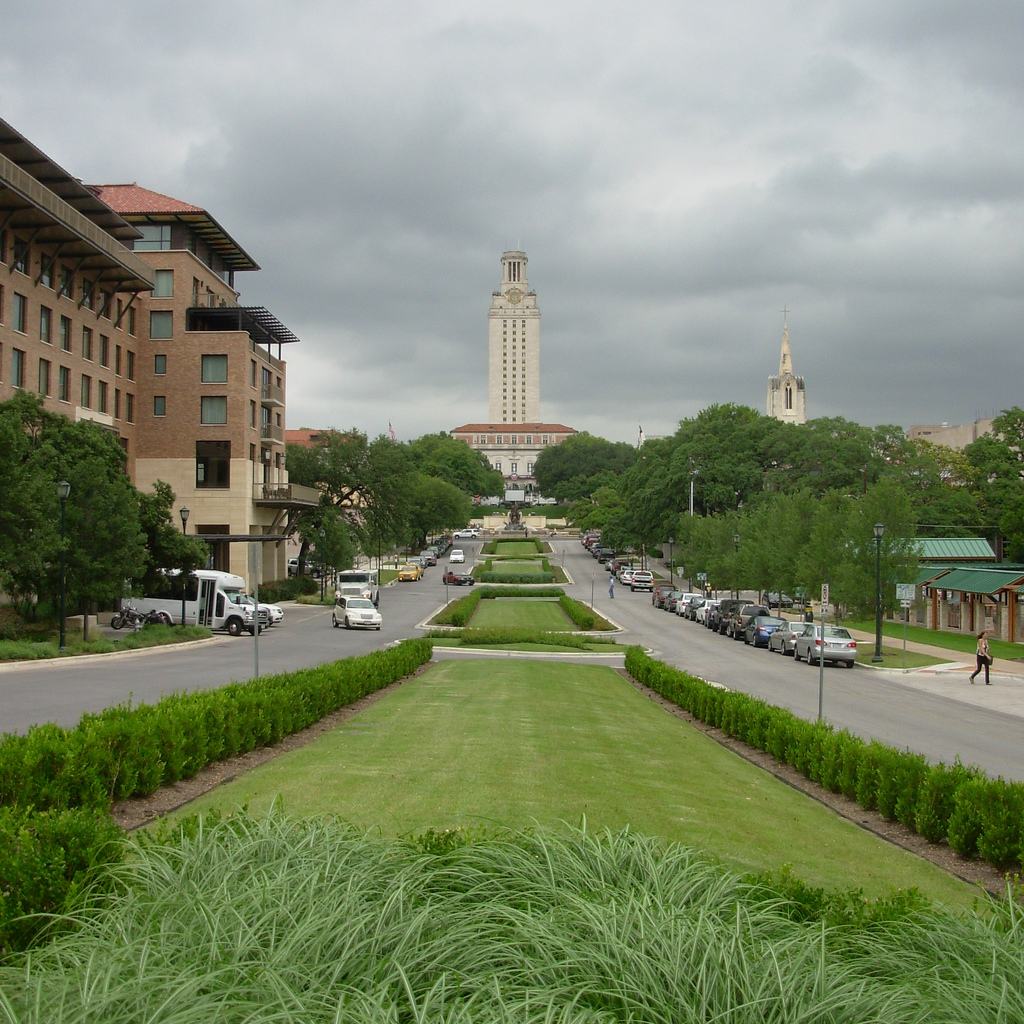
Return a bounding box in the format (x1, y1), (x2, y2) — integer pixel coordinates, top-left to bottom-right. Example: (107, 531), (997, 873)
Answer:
(97, 380), (108, 413)
(39, 257), (53, 289)
(58, 366), (70, 402)
(114, 388), (121, 419)
(526, 462), (534, 475)
(152, 270), (174, 297)
(99, 335), (109, 366)
(127, 306), (136, 336)
(510, 462), (518, 475)
(149, 311), (172, 339)
(99, 291), (112, 319)
(153, 395), (167, 417)
(125, 393), (134, 423)
(250, 359), (257, 387)
(154, 354), (167, 374)
(58, 316), (71, 352)
(201, 354), (228, 383)
(39, 306), (53, 343)
(135, 224), (172, 251)
(80, 374), (91, 408)
(249, 443), (256, 462)
(58, 267), (73, 298)
(200, 396), (228, 424)
(541, 435), (549, 445)
(13, 293), (27, 333)
(250, 400), (257, 427)
(81, 280), (93, 309)
(11, 349), (24, 388)
(82, 327), (93, 361)
(12, 238), (28, 274)
(126, 350), (135, 381)
(115, 345), (122, 375)
(493, 460), (502, 472)
(38, 358), (50, 396)
(196, 440), (231, 488)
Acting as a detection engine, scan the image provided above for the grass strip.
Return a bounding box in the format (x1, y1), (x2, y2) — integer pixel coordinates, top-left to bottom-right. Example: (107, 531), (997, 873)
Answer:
(845, 619), (1024, 661)
(0, 625), (212, 662)
(855, 646), (945, 668)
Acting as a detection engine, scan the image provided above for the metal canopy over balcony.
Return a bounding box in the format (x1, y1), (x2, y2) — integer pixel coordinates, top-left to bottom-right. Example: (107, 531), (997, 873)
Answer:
(187, 305), (300, 346)
(0, 120), (154, 293)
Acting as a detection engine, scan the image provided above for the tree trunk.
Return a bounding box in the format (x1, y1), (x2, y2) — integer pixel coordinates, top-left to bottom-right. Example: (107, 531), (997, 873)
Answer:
(82, 602), (90, 642)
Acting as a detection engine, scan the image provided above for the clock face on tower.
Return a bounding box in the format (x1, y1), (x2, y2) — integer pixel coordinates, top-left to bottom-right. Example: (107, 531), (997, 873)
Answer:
(506, 287), (523, 305)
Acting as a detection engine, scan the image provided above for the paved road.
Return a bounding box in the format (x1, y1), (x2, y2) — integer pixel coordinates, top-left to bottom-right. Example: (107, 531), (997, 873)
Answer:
(2, 537), (1022, 780)
(560, 541), (1024, 780)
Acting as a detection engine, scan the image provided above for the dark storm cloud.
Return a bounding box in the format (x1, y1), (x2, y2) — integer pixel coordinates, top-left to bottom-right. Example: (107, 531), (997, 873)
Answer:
(2, 0), (1022, 441)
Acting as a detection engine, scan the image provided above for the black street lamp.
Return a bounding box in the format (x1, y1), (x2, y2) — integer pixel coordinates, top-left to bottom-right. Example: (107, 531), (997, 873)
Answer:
(667, 535), (674, 587)
(732, 532), (740, 599)
(179, 507), (190, 627)
(57, 480), (70, 650)
(872, 522), (885, 663)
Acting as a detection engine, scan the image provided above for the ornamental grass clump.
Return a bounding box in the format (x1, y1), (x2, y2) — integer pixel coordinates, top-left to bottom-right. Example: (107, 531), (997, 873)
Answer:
(3, 813), (1022, 1022)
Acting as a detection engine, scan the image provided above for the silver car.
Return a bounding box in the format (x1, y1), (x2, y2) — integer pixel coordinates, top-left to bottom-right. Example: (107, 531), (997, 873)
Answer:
(768, 620), (810, 656)
(793, 625), (858, 667)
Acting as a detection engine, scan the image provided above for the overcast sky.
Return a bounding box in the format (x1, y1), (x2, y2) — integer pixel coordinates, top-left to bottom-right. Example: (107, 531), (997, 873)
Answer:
(4, 1), (1022, 443)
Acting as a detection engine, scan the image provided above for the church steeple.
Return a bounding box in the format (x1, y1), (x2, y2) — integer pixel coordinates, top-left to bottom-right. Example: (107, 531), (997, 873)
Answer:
(766, 307), (807, 425)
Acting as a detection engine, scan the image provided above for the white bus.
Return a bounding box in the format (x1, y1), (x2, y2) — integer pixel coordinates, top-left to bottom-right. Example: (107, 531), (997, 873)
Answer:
(132, 569), (268, 636)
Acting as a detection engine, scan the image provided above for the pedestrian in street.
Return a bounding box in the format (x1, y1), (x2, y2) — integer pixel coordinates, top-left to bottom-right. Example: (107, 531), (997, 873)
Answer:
(969, 629), (992, 685)
(608, 575), (615, 599)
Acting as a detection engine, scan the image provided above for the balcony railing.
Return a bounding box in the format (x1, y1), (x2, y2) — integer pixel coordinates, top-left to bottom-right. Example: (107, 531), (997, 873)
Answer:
(260, 421), (284, 444)
(260, 381), (284, 406)
(252, 482), (320, 506)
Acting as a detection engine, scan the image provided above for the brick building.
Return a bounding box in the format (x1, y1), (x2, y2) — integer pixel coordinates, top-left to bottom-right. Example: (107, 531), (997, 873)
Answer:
(0, 118), (312, 586)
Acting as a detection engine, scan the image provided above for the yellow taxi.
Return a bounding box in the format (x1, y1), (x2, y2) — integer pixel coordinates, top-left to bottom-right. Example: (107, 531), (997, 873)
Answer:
(396, 562), (423, 582)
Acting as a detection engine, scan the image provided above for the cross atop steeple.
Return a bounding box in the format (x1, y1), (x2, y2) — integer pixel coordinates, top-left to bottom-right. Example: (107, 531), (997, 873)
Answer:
(781, 305), (790, 327)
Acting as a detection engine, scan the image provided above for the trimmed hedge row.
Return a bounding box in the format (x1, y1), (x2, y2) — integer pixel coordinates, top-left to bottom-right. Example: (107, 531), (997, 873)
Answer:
(0, 806), (124, 955)
(624, 647), (1024, 873)
(558, 594), (613, 631)
(0, 640), (433, 813)
(431, 587), (568, 627)
(477, 572), (557, 584)
(426, 628), (616, 650)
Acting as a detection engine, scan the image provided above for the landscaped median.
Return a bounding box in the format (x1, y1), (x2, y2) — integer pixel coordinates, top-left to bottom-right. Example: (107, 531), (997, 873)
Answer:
(472, 538), (568, 583)
(0, 639), (432, 953)
(429, 586), (614, 631)
(625, 646), (1024, 877)
(427, 627), (628, 653)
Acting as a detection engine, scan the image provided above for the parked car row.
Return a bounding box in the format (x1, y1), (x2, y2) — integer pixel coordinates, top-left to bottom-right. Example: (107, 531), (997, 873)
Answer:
(665, 593), (858, 667)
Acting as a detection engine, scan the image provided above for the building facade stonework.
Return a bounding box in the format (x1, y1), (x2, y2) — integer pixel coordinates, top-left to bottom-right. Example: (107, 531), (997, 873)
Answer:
(450, 422), (577, 496)
(766, 318), (806, 425)
(488, 250), (540, 423)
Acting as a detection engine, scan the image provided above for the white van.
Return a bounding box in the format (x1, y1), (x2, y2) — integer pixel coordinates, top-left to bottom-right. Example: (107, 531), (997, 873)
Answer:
(133, 569), (268, 636)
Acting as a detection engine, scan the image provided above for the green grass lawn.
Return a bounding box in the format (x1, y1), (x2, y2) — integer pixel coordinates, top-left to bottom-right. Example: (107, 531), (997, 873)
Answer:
(165, 659), (974, 905)
(490, 559), (545, 574)
(846, 619), (1024, 661)
(493, 541), (542, 557)
(0, 625), (211, 662)
(855, 645), (946, 668)
(430, 639), (629, 652)
(469, 598), (574, 631)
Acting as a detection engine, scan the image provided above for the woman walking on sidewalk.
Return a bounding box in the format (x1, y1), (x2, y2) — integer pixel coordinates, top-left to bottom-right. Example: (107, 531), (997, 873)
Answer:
(969, 630), (991, 685)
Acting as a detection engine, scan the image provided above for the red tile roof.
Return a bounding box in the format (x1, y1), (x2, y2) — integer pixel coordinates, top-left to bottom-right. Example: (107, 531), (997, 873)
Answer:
(450, 422), (577, 433)
(91, 183), (204, 215)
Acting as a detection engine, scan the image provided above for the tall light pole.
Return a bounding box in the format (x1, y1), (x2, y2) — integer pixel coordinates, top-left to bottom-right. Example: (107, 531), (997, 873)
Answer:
(689, 470), (698, 516)
(179, 507), (190, 626)
(57, 480), (70, 650)
(733, 532), (740, 599)
(872, 522), (885, 663)
(667, 535), (674, 587)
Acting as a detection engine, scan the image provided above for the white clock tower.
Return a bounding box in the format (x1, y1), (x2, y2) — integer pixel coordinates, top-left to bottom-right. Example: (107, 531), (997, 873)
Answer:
(487, 250), (541, 423)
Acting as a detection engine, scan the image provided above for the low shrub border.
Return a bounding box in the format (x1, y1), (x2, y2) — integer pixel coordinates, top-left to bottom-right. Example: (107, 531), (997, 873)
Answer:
(425, 628), (619, 650)
(0, 640), (433, 954)
(431, 588), (613, 630)
(624, 647), (1024, 875)
(0, 640), (433, 814)
(480, 538), (550, 556)
(0, 624), (213, 663)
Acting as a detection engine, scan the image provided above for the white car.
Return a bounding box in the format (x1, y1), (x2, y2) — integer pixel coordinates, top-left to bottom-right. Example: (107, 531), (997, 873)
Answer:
(453, 529), (480, 539)
(695, 599), (719, 625)
(240, 594), (284, 625)
(618, 567), (637, 585)
(449, 549), (465, 564)
(332, 596), (382, 630)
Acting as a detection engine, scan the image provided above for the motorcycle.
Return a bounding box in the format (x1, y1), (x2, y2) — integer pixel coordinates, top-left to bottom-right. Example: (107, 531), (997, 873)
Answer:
(111, 604), (173, 629)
